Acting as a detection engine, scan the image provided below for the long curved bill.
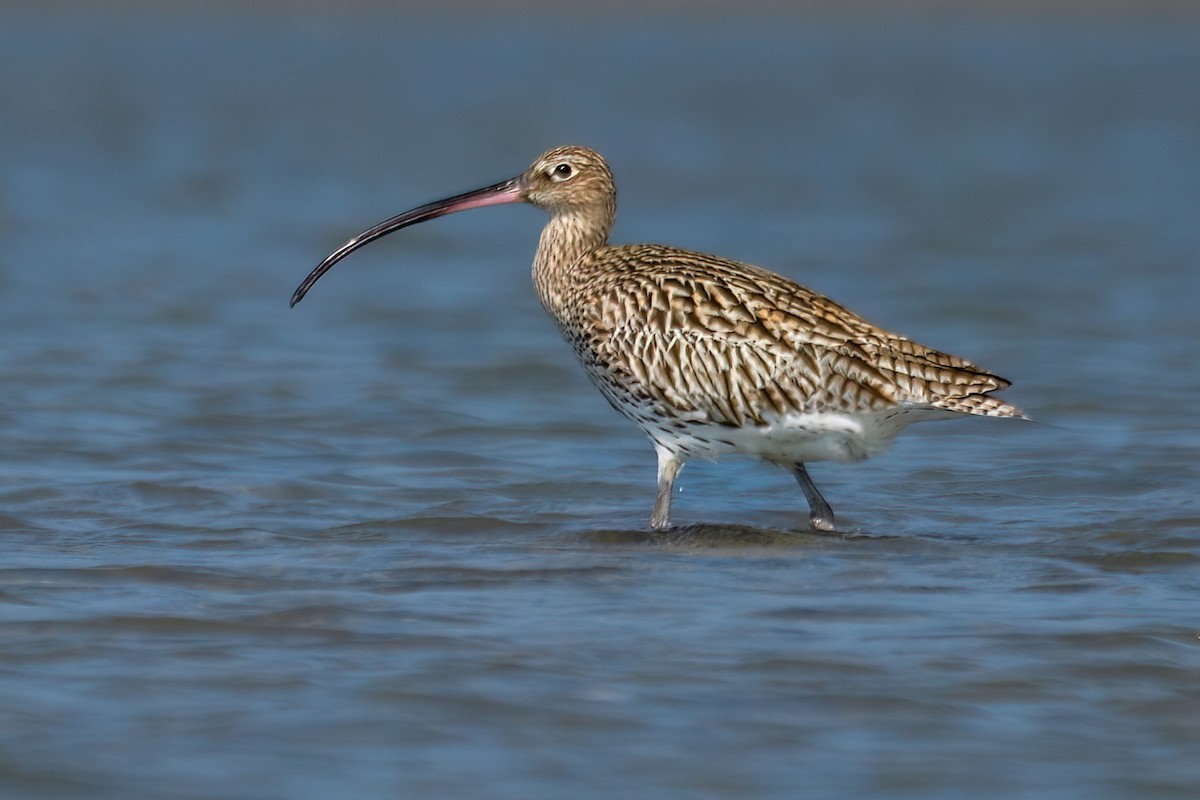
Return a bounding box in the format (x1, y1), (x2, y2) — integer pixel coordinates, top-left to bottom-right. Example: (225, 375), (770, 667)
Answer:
(290, 175), (524, 307)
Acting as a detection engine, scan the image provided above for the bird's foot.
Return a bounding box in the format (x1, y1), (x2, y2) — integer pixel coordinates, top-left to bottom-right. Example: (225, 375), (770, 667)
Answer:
(808, 514), (836, 533)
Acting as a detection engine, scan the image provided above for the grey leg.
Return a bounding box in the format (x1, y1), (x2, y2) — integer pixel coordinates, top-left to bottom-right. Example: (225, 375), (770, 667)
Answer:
(792, 463), (836, 532)
(651, 449), (682, 530)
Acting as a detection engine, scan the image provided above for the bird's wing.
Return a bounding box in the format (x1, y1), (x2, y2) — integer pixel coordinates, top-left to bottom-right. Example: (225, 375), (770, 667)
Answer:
(575, 245), (1018, 425)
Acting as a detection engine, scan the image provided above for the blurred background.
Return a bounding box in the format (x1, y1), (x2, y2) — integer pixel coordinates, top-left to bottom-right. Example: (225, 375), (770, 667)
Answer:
(1, 2), (1198, 799)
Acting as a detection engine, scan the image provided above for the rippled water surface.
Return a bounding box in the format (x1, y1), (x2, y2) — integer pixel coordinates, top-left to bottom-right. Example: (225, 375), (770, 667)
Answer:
(2, 7), (1199, 799)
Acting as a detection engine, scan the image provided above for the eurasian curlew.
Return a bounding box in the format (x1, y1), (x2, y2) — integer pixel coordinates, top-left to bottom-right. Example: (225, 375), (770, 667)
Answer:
(291, 146), (1023, 532)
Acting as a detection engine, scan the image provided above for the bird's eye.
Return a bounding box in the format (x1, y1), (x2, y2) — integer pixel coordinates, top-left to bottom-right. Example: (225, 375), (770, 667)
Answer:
(550, 163), (574, 181)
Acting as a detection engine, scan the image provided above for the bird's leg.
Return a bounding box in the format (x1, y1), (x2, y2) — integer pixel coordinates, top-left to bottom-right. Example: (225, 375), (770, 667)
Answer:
(650, 449), (682, 531)
(792, 463), (836, 532)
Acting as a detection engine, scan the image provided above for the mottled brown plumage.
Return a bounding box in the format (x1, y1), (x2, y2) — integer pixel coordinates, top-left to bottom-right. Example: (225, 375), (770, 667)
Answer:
(292, 145), (1023, 531)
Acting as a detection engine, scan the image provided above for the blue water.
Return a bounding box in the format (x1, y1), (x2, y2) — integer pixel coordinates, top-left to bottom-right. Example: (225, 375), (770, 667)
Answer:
(1, 7), (1198, 799)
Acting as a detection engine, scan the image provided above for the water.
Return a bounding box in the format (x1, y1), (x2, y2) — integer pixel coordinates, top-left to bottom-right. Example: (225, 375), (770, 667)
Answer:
(2, 7), (1199, 799)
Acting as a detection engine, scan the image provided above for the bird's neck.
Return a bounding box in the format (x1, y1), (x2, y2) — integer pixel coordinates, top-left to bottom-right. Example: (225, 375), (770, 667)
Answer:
(531, 207), (612, 315)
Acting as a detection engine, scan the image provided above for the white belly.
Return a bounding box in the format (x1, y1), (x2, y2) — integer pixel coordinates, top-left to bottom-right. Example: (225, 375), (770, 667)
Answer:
(638, 405), (955, 466)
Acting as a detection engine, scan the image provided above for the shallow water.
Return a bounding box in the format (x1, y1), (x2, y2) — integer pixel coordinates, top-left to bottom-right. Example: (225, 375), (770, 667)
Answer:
(1, 7), (1199, 799)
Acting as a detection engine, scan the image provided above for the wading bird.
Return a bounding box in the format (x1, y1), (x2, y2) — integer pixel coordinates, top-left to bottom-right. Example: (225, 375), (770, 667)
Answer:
(291, 146), (1022, 531)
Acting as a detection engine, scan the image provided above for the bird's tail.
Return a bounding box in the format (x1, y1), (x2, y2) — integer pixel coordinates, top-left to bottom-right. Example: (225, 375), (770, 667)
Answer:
(933, 392), (1026, 419)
